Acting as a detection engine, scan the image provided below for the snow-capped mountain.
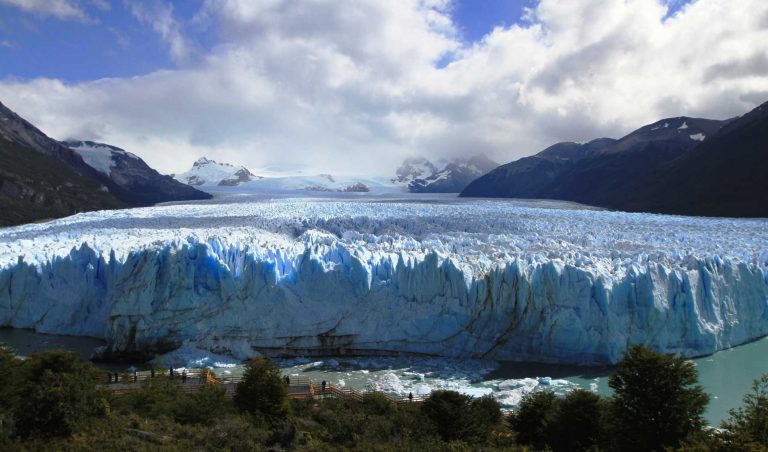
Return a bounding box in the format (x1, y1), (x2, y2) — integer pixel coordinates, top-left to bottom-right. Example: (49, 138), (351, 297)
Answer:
(408, 155), (498, 193)
(391, 157), (438, 185)
(207, 173), (404, 195)
(64, 141), (211, 205)
(393, 155), (498, 193)
(174, 157), (261, 186)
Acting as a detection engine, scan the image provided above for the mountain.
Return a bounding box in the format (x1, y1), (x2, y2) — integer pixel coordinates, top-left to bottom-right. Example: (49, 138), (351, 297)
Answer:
(461, 116), (730, 211)
(0, 101), (125, 226)
(391, 157), (438, 185)
(459, 139), (615, 198)
(408, 154), (499, 193)
(621, 101), (768, 217)
(393, 155), (499, 193)
(174, 157), (261, 186)
(64, 141), (211, 205)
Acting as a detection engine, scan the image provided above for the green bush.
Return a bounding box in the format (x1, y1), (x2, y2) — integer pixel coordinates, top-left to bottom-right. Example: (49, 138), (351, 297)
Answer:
(550, 389), (603, 452)
(508, 389), (558, 449)
(0, 347), (19, 442)
(722, 374), (768, 448)
(175, 383), (231, 425)
(112, 375), (184, 419)
(13, 350), (108, 438)
(421, 390), (501, 443)
(608, 344), (709, 452)
(421, 390), (475, 442)
(234, 357), (290, 421)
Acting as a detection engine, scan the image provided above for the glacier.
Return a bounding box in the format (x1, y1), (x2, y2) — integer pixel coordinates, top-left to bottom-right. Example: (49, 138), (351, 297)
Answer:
(1, 197), (767, 365)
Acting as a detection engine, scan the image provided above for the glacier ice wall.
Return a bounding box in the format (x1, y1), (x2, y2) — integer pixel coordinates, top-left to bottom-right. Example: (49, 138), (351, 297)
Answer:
(1, 198), (767, 365)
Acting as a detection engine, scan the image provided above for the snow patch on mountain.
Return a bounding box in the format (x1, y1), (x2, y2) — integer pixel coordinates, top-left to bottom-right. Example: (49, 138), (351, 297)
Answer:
(690, 133), (706, 141)
(66, 141), (139, 176)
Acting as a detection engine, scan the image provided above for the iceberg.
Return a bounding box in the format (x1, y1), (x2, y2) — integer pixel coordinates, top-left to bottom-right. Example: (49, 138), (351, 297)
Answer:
(0, 198), (766, 365)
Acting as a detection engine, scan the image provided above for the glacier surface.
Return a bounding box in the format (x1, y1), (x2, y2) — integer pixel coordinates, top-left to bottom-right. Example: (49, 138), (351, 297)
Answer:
(1, 197), (766, 365)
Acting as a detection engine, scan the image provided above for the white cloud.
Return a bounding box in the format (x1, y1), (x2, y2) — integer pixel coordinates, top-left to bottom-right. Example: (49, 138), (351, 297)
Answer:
(0, 0), (767, 176)
(0, 0), (90, 21)
(127, 1), (192, 63)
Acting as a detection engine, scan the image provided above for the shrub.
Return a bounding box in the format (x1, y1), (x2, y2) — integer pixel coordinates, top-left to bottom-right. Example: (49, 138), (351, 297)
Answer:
(471, 394), (503, 429)
(113, 375), (184, 419)
(722, 374), (768, 448)
(421, 390), (474, 442)
(175, 383), (231, 425)
(608, 344), (709, 451)
(509, 390), (558, 449)
(550, 389), (603, 452)
(0, 347), (19, 441)
(233, 357), (290, 421)
(13, 350), (108, 438)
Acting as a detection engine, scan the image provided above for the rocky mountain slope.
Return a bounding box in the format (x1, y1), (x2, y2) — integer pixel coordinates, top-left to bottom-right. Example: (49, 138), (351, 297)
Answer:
(64, 141), (211, 205)
(621, 100), (768, 217)
(460, 111), (760, 216)
(0, 102), (125, 226)
(409, 155), (499, 193)
(391, 157), (438, 186)
(0, 138), (124, 226)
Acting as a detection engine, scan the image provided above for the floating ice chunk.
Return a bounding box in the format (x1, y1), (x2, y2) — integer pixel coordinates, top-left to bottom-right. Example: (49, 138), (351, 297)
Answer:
(498, 378), (539, 391)
(374, 372), (405, 394)
(414, 385), (432, 395)
(153, 343), (241, 368)
(458, 387), (494, 397)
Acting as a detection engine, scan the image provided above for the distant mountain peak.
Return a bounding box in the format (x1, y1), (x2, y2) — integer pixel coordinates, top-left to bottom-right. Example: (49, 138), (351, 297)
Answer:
(395, 154), (499, 193)
(392, 157), (438, 184)
(176, 158), (260, 186)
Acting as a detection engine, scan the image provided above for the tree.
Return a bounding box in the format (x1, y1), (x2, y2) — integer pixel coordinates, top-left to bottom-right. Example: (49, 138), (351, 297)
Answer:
(508, 390), (558, 450)
(13, 350), (107, 438)
(608, 345), (709, 451)
(722, 374), (768, 448)
(421, 390), (501, 442)
(0, 347), (19, 441)
(233, 357), (289, 420)
(550, 389), (604, 452)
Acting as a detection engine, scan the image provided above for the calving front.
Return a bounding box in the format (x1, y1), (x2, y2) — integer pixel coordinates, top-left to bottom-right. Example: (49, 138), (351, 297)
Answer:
(1, 198), (766, 365)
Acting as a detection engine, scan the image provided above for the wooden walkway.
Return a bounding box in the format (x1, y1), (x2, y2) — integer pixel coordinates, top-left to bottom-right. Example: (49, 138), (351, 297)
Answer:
(100, 369), (427, 404)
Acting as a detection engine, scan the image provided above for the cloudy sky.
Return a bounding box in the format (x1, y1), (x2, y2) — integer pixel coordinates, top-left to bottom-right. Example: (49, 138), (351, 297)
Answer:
(0, 0), (766, 175)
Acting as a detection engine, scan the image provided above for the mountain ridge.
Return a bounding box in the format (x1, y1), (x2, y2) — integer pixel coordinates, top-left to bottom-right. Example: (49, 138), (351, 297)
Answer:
(458, 105), (768, 218)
